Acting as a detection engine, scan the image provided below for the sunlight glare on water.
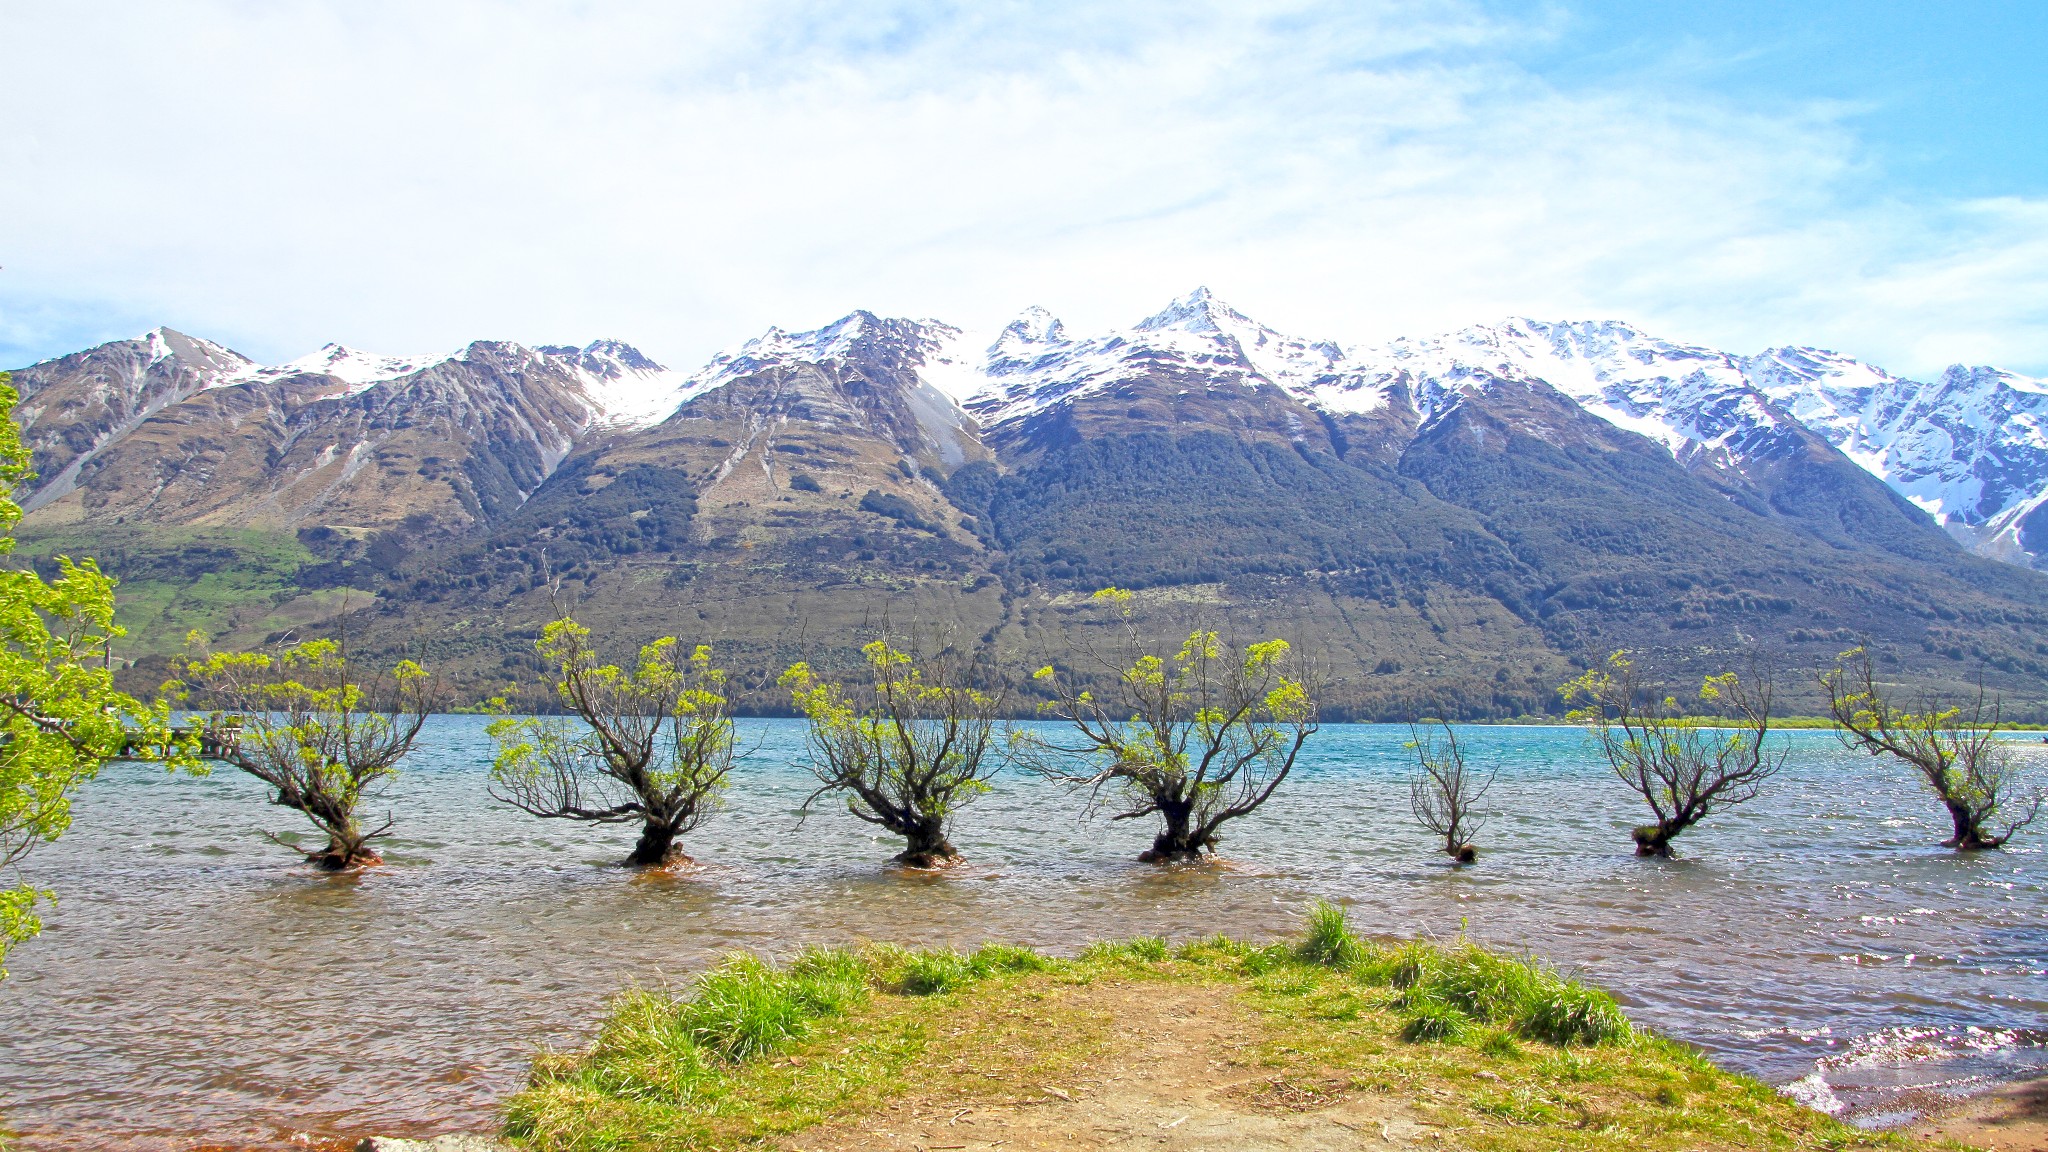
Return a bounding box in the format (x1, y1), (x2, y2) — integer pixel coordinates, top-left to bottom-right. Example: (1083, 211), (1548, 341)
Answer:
(0, 719), (2042, 1148)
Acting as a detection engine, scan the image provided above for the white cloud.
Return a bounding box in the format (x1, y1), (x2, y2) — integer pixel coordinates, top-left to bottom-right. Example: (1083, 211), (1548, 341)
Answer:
(1, 0), (2043, 377)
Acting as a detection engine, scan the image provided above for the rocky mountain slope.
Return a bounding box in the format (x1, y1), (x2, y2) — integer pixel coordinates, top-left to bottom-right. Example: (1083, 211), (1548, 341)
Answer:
(7, 295), (2047, 717)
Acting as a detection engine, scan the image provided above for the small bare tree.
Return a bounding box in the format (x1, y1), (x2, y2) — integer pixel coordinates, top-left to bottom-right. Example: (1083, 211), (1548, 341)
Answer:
(488, 617), (734, 868)
(182, 632), (434, 870)
(1561, 650), (1782, 858)
(780, 639), (1003, 869)
(1406, 719), (1494, 863)
(1015, 588), (1320, 863)
(1821, 648), (2042, 850)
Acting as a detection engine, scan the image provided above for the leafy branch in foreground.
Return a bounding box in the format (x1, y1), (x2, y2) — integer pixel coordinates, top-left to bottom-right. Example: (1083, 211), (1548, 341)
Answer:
(1406, 720), (1494, 863)
(489, 616), (734, 867)
(1822, 647), (2042, 850)
(1561, 651), (1782, 858)
(0, 376), (195, 973)
(1016, 587), (1320, 863)
(781, 640), (1004, 869)
(180, 630), (434, 870)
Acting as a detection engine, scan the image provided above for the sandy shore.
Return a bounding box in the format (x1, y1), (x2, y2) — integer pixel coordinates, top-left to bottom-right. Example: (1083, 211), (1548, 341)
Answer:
(1907, 1075), (2048, 1151)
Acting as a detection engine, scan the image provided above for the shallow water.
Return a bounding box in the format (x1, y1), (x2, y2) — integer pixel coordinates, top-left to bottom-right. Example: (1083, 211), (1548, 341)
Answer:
(1, 719), (2042, 1148)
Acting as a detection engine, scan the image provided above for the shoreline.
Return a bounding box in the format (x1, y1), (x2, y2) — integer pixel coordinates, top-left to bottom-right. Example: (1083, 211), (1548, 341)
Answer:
(1902, 1072), (2048, 1148)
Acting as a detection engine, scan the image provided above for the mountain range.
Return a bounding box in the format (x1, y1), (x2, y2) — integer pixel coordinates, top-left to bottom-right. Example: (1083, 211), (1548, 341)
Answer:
(8, 289), (2048, 718)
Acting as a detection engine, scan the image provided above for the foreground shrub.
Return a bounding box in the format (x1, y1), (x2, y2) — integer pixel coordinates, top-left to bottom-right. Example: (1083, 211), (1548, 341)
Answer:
(970, 943), (1052, 977)
(1082, 936), (1171, 964)
(1399, 994), (1468, 1042)
(896, 949), (975, 995)
(1522, 980), (1633, 1046)
(1355, 939), (1438, 989)
(1294, 899), (1631, 1048)
(1298, 899), (1367, 968)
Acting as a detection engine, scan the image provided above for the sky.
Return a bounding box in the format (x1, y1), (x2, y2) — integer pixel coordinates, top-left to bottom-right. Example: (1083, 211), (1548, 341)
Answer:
(1, 0), (2044, 377)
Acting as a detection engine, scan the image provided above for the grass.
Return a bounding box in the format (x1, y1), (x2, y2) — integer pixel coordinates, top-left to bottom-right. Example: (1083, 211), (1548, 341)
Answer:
(10, 524), (354, 658)
(503, 903), (1933, 1152)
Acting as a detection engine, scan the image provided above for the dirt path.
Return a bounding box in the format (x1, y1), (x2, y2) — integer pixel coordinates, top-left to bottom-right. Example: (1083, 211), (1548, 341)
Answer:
(781, 981), (1431, 1152)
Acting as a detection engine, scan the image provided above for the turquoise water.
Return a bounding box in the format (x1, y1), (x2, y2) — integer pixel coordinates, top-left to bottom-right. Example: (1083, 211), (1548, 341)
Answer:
(0, 719), (2042, 1148)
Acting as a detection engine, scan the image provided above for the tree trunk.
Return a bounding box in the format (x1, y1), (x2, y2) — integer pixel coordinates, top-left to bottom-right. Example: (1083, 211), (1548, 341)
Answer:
(308, 830), (381, 871)
(625, 820), (690, 868)
(894, 822), (961, 870)
(1632, 823), (1681, 858)
(1943, 802), (1999, 850)
(1139, 801), (1206, 863)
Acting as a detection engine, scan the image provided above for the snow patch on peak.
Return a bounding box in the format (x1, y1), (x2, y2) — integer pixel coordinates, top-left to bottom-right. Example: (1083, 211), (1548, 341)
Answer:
(910, 290), (1361, 428)
(1340, 318), (1802, 461)
(999, 306), (1065, 347)
(570, 339), (665, 378)
(131, 327), (257, 380)
(276, 344), (438, 388)
(916, 322), (997, 408)
(1129, 287), (1342, 393)
(1135, 286), (1231, 334)
(1941, 363), (2048, 397)
(704, 312), (878, 379)
(552, 340), (693, 428)
(666, 310), (930, 414)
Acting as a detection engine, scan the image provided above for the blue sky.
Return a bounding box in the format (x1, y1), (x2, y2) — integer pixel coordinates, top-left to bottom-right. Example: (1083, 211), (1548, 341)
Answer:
(1506, 1), (2048, 197)
(2, 0), (2044, 376)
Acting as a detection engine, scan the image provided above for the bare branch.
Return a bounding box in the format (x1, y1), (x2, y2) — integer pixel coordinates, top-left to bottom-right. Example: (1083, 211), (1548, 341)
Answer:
(1406, 719), (1495, 863)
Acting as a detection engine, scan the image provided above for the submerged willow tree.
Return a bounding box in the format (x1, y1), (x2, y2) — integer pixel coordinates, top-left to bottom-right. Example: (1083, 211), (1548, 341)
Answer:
(489, 617), (735, 868)
(183, 632), (435, 870)
(0, 376), (191, 972)
(780, 640), (1004, 869)
(1017, 588), (1320, 863)
(1822, 648), (2042, 850)
(1561, 650), (1782, 857)
(1406, 719), (1494, 864)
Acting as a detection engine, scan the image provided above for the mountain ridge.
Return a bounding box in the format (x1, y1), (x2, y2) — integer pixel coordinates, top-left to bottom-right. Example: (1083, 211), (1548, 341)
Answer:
(7, 294), (2048, 718)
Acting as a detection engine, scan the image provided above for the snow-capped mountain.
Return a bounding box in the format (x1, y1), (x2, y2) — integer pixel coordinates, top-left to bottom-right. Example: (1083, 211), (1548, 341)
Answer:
(1311, 317), (2048, 569)
(928, 287), (1344, 429)
(1746, 350), (2048, 566)
(11, 301), (2048, 714)
(225, 343), (441, 391)
(540, 339), (703, 428)
(3, 329), (693, 533)
(801, 297), (2043, 570)
(9, 296), (2046, 573)
(209, 336), (695, 427)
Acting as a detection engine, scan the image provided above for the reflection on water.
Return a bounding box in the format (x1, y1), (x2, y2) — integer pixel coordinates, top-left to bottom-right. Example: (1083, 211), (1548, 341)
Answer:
(1, 719), (2042, 1147)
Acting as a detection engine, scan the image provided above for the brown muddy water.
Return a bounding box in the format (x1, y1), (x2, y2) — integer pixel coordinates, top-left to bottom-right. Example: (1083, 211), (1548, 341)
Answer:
(0, 718), (2042, 1148)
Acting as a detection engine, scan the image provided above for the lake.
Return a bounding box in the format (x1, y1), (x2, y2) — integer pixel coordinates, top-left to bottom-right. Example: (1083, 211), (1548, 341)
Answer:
(0, 718), (2042, 1148)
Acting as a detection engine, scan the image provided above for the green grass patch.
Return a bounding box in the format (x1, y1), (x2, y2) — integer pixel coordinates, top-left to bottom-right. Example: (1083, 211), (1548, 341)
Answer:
(11, 524), (346, 657)
(504, 906), (1909, 1152)
(1301, 901), (1631, 1047)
